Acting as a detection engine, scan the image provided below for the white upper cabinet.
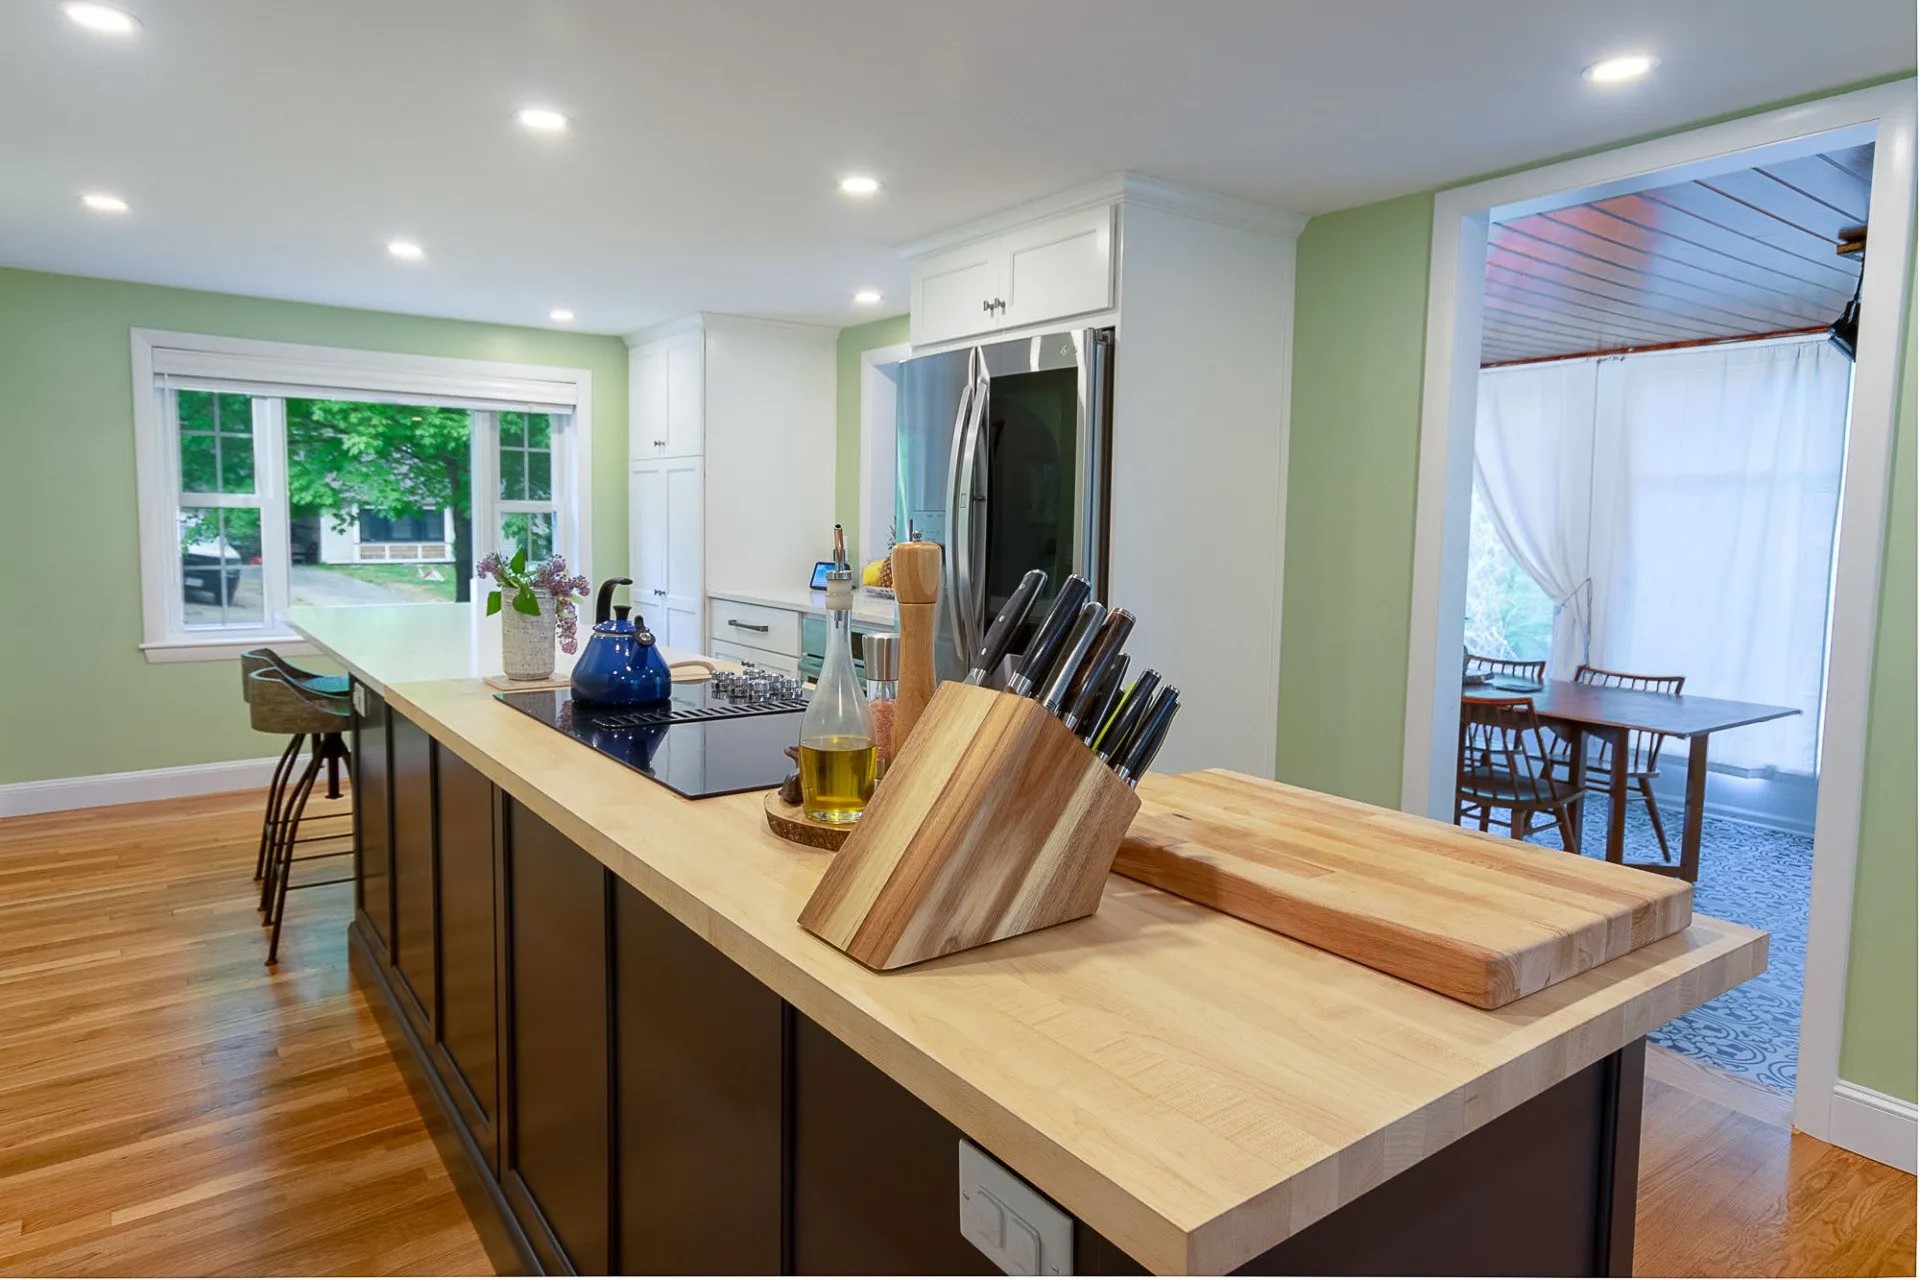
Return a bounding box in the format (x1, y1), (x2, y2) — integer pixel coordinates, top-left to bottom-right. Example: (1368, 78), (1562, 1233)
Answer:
(907, 203), (1116, 347)
(629, 330), (703, 461)
(908, 241), (1004, 347)
(1000, 204), (1116, 332)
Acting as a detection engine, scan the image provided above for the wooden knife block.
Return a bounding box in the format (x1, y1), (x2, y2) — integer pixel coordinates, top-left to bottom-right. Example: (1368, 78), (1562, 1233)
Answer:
(798, 682), (1141, 970)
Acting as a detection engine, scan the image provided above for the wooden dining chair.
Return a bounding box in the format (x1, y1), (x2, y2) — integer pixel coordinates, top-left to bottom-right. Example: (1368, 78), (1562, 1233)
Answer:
(1570, 664), (1686, 861)
(1456, 696), (1587, 849)
(1463, 650), (1547, 684)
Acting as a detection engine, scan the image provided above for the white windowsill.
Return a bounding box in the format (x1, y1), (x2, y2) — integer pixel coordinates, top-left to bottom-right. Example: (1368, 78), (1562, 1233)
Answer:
(140, 636), (318, 664)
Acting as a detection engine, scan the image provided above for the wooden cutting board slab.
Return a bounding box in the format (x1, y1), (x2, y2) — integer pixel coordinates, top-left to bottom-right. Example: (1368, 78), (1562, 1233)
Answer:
(1113, 769), (1693, 1008)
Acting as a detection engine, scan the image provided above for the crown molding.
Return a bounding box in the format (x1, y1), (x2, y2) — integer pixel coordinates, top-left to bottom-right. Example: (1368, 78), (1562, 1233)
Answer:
(624, 311), (838, 348)
(896, 171), (1306, 261)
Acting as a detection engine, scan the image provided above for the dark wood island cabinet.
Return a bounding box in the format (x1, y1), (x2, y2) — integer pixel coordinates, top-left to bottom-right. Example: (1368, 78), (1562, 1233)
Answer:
(341, 679), (1722, 1277)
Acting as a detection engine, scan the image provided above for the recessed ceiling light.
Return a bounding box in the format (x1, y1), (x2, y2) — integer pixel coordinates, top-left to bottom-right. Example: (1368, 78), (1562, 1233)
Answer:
(516, 106), (569, 133)
(81, 192), (129, 213)
(852, 289), (883, 305)
(387, 239), (424, 261)
(839, 175), (882, 197)
(1583, 54), (1658, 84)
(549, 308), (575, 323)
(62, 2), (140, 35)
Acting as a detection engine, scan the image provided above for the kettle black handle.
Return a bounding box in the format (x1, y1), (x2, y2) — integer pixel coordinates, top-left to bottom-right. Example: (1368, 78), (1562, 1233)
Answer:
(595, 577), (632, 626)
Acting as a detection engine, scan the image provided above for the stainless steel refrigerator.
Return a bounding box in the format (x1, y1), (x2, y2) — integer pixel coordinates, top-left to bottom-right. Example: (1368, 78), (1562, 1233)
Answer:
(894, 327), (1115, 682)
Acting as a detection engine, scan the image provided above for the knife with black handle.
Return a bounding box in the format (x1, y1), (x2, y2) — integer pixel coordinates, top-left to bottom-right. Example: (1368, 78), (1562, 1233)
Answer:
(1059, 609), (1135, 733)
(1004, 574), (1091, 697)
(1115, 687), (1181, 787)
(964, 569), (1047, 686)
(1095, 669), (1161, 762)
(1037, 603), (1107, 715)
(1075, 655), (1129, 745)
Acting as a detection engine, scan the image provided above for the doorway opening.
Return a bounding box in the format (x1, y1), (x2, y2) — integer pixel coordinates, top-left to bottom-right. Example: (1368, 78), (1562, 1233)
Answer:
(1403, 83), (1915, 1146)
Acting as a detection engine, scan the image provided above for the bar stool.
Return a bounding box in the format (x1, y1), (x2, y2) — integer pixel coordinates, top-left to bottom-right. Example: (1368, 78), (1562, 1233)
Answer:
(241, 650), (350, 889)
(246, 663), (353, 966)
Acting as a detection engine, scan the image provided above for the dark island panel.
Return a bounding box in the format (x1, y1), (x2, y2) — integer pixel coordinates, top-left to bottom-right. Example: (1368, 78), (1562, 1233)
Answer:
(504, 800), (613, 1275)
(347, 693), (1644, 1277)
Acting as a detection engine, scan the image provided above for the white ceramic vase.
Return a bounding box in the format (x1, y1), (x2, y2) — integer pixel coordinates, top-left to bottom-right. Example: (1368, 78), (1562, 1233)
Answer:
(501, 588), (557, 681)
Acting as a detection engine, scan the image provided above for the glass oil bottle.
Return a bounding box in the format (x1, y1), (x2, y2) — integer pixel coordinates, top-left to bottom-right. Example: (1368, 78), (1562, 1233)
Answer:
(797, 526), (878, 824)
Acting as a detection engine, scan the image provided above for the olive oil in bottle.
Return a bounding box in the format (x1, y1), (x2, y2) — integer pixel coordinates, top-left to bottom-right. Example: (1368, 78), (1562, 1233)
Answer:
(796, 735), (878, 824)
(797, 526), (878, 824)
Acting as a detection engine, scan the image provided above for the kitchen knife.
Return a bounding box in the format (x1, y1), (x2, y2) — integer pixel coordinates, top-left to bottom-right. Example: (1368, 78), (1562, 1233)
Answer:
(1074, 655), (1128, 745)
(1037, 603), (1107, 715)
(1059, 609), (1135, 733)
(964, 569), (1047, 686)
(1095, 669), (1161, 762)
(1004, 574), (1091, 697)
(1115, 687), (1181, 786)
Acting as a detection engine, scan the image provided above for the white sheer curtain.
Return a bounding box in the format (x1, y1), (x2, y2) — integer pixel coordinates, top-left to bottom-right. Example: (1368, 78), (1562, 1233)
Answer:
(1474, 337), (1852, 775)
(1475, 360), (1600, 679)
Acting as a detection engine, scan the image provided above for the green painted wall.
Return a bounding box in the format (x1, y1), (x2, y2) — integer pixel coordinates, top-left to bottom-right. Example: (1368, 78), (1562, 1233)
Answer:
(833, 314), (909, 560)
(1275, 192), (1435, 804)
(0, 267), (629, 786)
(1280, 107), (1917, 1101)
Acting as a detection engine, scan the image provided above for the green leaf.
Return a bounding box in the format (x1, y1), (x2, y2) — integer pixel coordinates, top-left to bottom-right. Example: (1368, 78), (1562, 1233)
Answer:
(509, 545), (528, 577)
(485, 589), (502, 616)
(512, 585), (540, 616)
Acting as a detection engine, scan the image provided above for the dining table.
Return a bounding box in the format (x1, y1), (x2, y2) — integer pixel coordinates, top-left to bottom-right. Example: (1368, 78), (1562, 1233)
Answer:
(1462, 677), (1801, 882)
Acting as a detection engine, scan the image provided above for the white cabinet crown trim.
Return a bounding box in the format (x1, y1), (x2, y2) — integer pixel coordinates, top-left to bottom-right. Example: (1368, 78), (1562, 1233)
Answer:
(896, 171), (1306, 261)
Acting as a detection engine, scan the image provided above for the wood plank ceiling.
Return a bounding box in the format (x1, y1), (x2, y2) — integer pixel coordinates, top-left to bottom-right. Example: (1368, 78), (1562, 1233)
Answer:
(1482, 143), (1872, 365)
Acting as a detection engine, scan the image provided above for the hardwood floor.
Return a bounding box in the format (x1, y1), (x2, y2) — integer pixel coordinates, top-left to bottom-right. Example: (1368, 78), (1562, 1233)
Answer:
(0, 789), (1911, 1277)
(0, 789), (491, 1277)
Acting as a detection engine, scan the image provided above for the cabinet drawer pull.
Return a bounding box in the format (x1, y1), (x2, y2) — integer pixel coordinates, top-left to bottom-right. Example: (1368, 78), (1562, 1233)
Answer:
(728, 619), (770, 633)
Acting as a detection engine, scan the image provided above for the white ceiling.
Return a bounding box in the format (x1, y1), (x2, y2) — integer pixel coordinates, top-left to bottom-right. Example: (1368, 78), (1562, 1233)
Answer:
(2, 0), (1911, 336)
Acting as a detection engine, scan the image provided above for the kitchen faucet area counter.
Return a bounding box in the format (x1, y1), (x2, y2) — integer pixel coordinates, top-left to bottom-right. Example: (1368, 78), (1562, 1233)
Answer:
(297, 606), (1767, 1276)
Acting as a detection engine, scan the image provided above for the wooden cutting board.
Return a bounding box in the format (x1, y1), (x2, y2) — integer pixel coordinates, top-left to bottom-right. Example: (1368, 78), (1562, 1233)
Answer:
(1113, 770), (1693, 1008)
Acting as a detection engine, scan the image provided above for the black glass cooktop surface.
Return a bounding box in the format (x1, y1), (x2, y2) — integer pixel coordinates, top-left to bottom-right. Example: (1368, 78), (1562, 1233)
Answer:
(495, 684), (805, 799)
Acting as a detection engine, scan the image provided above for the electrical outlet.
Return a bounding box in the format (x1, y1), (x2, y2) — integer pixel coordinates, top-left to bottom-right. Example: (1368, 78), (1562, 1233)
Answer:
(958, 1140), (1072, 1275)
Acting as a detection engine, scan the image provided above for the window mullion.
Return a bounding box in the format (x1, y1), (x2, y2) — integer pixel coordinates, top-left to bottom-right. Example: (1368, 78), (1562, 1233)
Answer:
(255, 398), (292, 624)
(471, 409), (498, 585)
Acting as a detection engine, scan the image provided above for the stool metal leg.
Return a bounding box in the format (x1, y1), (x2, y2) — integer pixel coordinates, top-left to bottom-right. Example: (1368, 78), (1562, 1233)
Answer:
(266, 747), (323, 966)
(260, 734), (310, 915)
(324, 731), (345, 800)
(255, 733), (303, 883)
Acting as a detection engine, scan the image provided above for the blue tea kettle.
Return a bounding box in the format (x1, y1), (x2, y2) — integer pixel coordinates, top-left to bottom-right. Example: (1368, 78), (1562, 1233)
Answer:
(570, 577), (673, 708)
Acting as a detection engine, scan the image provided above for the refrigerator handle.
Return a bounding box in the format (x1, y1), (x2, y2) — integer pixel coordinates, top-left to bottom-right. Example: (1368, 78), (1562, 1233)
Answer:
(951, 364), (990, 664)
(942, 357), (977, 665)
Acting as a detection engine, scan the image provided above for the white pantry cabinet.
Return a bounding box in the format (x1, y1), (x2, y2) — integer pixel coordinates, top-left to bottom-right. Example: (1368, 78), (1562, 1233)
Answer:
(628, 456), (703, 652)
(623, 313), (837, 656)
(907, 204), (1115, 347)
(629, 329), (704, 461)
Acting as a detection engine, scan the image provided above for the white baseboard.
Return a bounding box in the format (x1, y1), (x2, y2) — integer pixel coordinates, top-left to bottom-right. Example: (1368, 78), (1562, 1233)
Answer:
(1829, 1079), (1919, 1173)
(0, 756), (283, 818)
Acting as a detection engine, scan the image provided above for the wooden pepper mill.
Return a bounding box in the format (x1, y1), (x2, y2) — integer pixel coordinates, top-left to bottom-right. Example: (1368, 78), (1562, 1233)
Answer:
(890, 537), (942, 752)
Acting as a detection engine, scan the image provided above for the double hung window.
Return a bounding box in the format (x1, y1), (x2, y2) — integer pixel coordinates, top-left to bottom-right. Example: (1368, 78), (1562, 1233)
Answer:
(133, 331), (594, 658)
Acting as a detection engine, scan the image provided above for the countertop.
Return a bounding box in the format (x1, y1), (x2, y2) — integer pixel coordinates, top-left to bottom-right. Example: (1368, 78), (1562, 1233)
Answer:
(285, 602), (704, 696)
(708, 584), (898, 629)
(286, 601), (1765, 1275)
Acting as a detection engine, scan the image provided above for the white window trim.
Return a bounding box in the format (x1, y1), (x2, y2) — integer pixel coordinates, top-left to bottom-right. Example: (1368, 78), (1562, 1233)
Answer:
(131, 329), (595, 661)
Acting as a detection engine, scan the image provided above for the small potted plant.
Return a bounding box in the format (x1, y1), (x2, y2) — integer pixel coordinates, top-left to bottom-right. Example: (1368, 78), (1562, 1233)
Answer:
(477, 547), (591, 681)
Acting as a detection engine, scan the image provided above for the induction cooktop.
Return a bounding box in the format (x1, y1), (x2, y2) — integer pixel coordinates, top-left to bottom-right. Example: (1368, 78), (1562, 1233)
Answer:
(495, 682), (805, 799)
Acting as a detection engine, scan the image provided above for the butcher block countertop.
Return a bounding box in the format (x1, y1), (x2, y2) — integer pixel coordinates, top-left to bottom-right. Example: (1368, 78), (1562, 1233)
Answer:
(347, 670), (1767, 1276)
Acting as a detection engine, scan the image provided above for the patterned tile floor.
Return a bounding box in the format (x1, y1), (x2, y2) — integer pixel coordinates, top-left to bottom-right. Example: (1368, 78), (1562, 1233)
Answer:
(1517, 800), (1808, 1093)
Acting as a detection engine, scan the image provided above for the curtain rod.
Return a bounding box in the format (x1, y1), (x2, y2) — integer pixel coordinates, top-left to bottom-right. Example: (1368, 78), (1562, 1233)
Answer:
(1481, 326), (1828, 370)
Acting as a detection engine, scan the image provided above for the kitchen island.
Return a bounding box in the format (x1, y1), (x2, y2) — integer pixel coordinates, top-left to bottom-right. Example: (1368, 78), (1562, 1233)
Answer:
(289, 604), (1767, 1277)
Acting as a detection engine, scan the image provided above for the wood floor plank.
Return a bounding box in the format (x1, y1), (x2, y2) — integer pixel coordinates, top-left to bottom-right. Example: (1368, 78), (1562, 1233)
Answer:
(0, 788), (1909, 1277)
